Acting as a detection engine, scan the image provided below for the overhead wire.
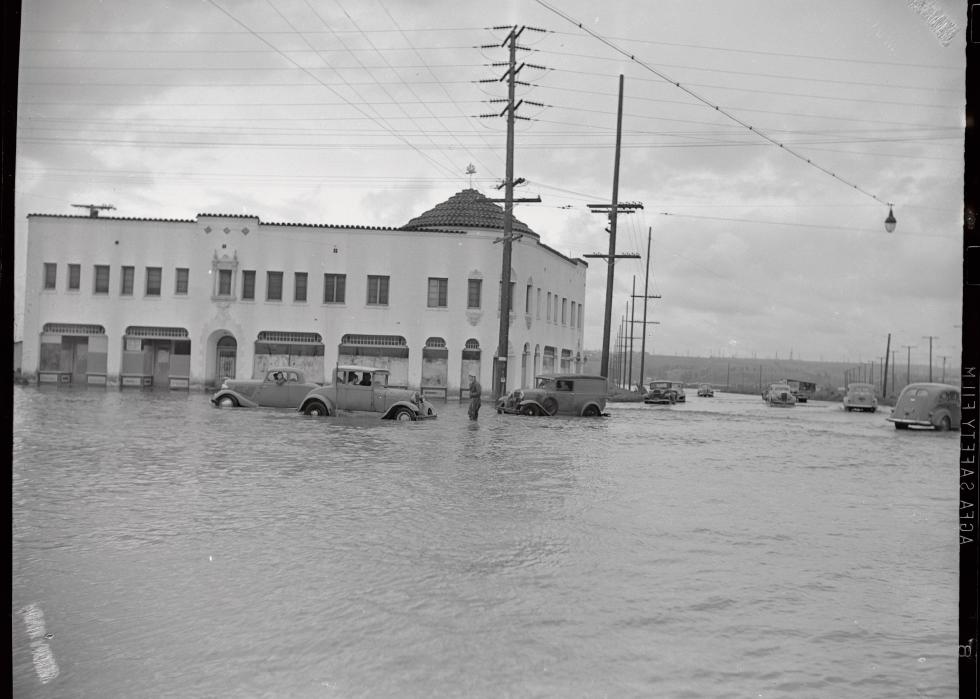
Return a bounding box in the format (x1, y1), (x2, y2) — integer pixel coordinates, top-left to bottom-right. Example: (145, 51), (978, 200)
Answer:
(532, 0), (902, 209)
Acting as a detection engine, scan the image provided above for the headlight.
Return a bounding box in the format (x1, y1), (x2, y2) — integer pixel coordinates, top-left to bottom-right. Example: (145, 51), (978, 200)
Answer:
(411, 391), (421, 404)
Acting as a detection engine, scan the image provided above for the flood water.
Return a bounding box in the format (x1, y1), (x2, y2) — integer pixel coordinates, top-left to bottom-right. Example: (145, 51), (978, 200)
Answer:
(12, 385), (960, 698)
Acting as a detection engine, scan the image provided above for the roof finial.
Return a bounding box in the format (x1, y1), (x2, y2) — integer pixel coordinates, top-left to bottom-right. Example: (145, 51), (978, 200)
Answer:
(466, 163), (476, 189)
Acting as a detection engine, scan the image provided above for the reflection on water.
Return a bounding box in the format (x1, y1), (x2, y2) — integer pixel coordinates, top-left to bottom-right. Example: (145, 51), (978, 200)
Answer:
(13, 386), (958, 697)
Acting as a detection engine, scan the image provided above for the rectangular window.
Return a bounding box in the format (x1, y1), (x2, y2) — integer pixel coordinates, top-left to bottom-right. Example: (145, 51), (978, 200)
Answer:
(294, 272), (308, 302)
(68, 264), (81, 290)
(536, 288), (541, 318)
(427, 277), (448, 308)
(121, 266), (134, 295)
(242, 270), (255, 300)
(267, 271), (283, 301)
(367, 275), (389, 305)
(94, 265), (110, 294)
(43, 263), (57, 290)
(562, 298), (567, 325)
(546, 292), (552, 321)
(467, 278), (482, 309)
(323, 273), (346, 303)
(146, 267), (162, 296)
(218, 269), (232, 296)
(526, 285), (533, 314)
(175, 267), (189, 295)
(570, 301), (576, 328)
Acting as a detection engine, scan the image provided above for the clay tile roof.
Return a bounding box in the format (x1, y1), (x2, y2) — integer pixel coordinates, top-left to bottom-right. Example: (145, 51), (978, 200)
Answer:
(402, 188), (536, 236)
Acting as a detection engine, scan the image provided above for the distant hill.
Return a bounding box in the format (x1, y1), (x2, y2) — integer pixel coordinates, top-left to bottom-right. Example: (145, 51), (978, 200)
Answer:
(582, 352), (960, 401)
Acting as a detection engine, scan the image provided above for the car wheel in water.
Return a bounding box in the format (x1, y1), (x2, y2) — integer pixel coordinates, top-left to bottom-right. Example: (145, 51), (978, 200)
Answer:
(937, 416), (951, 432)
(393, 407), (415, 421)
(218, 395), (238, 408)
(303, 401), (328, 416)
(521, 404), (539, 416)
(895, 423), (909, 430)
(582, 405), (600, 417)
(542, 397), (558, 416)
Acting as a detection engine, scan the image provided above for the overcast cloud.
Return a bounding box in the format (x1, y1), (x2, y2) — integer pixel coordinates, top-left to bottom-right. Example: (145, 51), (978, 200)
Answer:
(14, 0), (966, 367)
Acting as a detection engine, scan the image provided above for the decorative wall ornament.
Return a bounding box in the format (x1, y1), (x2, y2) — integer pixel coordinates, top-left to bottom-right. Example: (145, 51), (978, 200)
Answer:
(465, 309), (482, 326)
(525, 314), (532, 329)
(204, 226), (212, 234)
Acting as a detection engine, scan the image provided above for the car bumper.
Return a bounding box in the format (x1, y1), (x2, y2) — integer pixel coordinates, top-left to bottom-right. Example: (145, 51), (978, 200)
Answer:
(886, 417), (932, 427)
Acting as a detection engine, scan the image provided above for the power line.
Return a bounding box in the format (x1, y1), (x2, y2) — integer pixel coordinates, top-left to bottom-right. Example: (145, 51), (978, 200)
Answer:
(547, 29), (962, 71)
(533, 0), (898, 211)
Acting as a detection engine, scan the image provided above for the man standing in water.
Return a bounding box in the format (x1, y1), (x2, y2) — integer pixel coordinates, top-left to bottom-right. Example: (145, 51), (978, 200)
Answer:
(467, 373), (482, 421)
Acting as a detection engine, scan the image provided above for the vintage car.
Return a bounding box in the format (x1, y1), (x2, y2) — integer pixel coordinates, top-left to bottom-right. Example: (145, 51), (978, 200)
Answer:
(887, 382), (960, 431)
(211, 368), (321, 408)
(496, 374), (608, 417)
(697, 383), (714, 397)
(765, 383), (797, 407)
(297, 365), (436, 421)
(644, 380), (677, 405)
(843, 382), (877, 412)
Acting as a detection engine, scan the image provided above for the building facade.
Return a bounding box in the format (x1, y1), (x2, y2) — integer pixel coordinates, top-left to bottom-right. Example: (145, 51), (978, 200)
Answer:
(21, 189), (589, 396)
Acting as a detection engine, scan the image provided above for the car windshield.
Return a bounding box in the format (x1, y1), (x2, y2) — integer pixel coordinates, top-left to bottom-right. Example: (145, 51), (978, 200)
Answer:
(650, 382), (669, 389)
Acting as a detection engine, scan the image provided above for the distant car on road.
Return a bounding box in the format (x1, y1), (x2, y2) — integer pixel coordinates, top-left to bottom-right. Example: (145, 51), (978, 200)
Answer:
(298, 365), (436, 421)
(211, 368), (320, 409)
(887, 382), (960, 431)
(644, 380), (677, 405)
(765, 383), (797, 407)
(843, 383), (877, 413)
(697, 383), (714, 397)
(496, 374), (608, 417)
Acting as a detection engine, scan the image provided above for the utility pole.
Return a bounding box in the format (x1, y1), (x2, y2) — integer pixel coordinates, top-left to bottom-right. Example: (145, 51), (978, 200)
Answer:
(480, 25), (544, 400)
(882, 333), (891, 398)
(635, 228), (661, 391)
(902, 345), (916, 386)
(922, 335), (938, 382)
(583, 74), (641, 381)
(940, 355), (948, 383)
(628, 277), (636, 389)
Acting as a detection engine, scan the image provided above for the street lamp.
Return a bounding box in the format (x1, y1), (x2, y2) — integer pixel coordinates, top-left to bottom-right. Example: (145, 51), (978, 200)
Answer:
(884, 205), (896, 233)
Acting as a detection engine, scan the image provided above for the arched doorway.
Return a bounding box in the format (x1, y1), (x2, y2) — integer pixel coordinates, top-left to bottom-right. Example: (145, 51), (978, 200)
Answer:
(460, 338), (481, 399)
(216, 335), (237, 382)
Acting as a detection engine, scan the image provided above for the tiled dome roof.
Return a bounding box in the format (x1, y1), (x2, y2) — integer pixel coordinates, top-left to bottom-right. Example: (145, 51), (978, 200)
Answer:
(403, 188), (536, 236)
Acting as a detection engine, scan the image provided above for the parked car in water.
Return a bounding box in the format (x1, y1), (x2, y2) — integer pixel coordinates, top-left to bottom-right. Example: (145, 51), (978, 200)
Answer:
(765, 383), (797, 407)
(298, 365), (436, 420)
(211, 368), (321, 408)
(496, 374), (608, 417)
(887, 382), (960, 431)
(644, 379), (677, 405)
(843, 382), (877, 413)
(697, 383), (714, 397)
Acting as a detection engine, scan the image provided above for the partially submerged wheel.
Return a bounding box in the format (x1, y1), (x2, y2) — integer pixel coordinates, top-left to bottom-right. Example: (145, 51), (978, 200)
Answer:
(217, 395), (238, 408)
(937, 416), (951, 432)
(895, 422), (909, 430)
(542, 397), (558, 416)
(521, 404), (539, 416)
(582, 404), (601, 417)
(303, 401), (328, 416)
(392, 407), (415, 421)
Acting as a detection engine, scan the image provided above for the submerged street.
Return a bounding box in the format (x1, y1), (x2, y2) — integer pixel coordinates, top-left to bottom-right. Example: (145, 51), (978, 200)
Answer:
(13, 386), (958, 697)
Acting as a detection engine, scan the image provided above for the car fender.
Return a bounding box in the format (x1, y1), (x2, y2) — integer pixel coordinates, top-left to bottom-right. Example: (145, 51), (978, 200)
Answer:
(579, 401), (604, 416)
(518, 399), (549, 415)
(211, 389), (259, 408)
(298, 394), (336, 414)
(381, 400), (421, 419)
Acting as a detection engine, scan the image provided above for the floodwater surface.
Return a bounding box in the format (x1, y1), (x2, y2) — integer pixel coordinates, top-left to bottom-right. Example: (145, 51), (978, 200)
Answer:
(12, 386), (959, 698)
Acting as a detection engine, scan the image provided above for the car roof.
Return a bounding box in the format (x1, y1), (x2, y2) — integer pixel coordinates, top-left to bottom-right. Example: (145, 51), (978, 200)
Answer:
(336, 365), (390, 373)
(902, 382), (958, 391)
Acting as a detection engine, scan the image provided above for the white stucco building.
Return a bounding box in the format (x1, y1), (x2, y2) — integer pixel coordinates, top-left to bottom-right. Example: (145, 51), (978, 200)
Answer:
(21, 189), (589, 396)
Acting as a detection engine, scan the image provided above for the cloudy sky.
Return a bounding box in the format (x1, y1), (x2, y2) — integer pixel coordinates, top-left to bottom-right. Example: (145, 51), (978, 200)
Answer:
(14, 0), (966, 367)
